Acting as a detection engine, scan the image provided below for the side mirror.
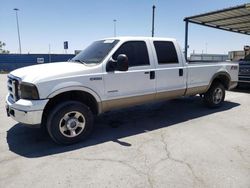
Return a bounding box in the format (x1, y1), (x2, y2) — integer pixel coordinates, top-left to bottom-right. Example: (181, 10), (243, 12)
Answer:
(116, 54), (128, 71)
(106, 60), (116, 72)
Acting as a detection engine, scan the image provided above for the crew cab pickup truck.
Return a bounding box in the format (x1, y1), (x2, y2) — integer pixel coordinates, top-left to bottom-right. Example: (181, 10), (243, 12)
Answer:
(6, 37), (238, 144)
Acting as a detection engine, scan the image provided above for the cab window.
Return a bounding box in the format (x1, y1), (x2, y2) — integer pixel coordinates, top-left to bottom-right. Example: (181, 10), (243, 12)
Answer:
(153, 41), (179, 64)
(113, 41), (150, 67)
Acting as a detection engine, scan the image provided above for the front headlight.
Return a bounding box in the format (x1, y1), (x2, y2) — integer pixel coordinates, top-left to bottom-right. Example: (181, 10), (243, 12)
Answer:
(20, 82), (39, 100)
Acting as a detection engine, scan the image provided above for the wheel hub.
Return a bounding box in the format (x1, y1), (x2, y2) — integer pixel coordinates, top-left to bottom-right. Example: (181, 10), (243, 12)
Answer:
(66, 118), (78, 130)
(59, 111), (86, 138)
(213, 88), (223, 104)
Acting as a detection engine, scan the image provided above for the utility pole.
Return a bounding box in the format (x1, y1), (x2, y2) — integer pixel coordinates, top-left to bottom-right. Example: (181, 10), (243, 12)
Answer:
(151, 5), (156, 37)
(184, 21), (189, 60)
(49, 44), (51, 63)
(113, 19), (117, 37)
(14, 8), (22, 54)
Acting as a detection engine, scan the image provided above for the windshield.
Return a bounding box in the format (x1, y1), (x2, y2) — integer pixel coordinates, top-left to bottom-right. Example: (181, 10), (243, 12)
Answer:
(244, 53), (250, 61)
(71, 39), (119, 64)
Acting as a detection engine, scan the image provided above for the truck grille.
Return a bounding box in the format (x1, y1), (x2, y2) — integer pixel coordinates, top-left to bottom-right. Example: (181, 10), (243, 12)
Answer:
(239, 76), (250, 83)
(239, 65), (250, 76)
(7, 76), (20, 102)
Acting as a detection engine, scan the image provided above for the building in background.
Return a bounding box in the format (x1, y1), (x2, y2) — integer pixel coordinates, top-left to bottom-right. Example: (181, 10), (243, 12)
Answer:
(229, 46), (250, 61)
(228, 51), (245, 61)
(189, 53), (229, 61)
(0, 53), (75, 71)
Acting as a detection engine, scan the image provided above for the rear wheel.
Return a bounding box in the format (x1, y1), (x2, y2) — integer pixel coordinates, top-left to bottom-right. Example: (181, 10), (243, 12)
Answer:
(46, 101), (94, 145)
(204, 82), (225, 108)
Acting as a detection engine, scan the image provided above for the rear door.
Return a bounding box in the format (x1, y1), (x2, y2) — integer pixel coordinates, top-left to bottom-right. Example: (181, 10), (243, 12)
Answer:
(152, 40), (186, 100)
(103, 40), (156, 111)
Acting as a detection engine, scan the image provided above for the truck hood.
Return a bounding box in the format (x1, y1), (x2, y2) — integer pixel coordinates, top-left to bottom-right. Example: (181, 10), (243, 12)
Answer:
(10, 62), (94, 83)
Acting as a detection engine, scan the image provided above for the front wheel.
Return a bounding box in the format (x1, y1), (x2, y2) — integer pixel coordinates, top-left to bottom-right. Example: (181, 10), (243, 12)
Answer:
(46, 101), (94, 145)
(204, 82), (225, 108)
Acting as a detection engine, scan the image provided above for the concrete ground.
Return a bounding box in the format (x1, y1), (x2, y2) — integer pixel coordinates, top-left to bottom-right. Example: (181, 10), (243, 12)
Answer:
(0, 73), (249, 188)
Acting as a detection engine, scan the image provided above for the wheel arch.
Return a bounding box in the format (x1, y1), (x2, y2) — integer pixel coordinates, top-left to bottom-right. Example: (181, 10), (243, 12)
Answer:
(207, 71), (231, 91)
(41, 87), (102, 128)
(47, 86), (101, 102)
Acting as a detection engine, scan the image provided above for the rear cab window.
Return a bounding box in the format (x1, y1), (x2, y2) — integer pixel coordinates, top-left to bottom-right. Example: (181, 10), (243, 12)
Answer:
(153, 41), (179, 64)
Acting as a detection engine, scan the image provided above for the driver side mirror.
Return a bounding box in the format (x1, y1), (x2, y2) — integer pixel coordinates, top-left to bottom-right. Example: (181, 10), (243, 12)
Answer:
(106, 54), (129, 72)
(116, 54), (128, 71)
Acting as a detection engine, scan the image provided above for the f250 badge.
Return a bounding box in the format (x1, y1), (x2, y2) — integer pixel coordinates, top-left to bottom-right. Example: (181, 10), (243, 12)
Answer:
(90, 77), (102, 81)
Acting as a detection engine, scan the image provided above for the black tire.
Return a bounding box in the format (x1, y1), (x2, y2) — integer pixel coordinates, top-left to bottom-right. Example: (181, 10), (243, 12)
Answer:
(199, 94), (204, 99)
(204, 82), (225, 108)
(46, 101), (94, 145)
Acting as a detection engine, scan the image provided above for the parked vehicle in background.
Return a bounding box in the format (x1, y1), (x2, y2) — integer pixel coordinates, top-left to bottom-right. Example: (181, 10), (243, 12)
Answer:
(5, 37), (239, 145)
(238, 54), (250, 86)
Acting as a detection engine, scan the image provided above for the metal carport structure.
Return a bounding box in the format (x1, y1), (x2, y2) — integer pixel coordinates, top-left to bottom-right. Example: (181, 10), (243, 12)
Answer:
(184, 3), (250, 60)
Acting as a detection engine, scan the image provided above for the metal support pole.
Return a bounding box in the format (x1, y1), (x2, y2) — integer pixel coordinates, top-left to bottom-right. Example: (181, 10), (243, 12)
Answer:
(14, 8), (22, 54)
(113, 19), (117, 37)
(184, 21), (189, 61)
(152, 5), (156, 37)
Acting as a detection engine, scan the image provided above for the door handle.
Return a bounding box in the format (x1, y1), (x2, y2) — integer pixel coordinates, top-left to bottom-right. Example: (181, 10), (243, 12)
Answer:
(179, 69), (183, 76)
(145, 71), (155, 79)
(150, 71), (155, 79)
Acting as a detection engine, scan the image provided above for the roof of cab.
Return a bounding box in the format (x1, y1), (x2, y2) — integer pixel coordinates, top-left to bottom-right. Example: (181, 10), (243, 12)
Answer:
(103, 36), (177, 42)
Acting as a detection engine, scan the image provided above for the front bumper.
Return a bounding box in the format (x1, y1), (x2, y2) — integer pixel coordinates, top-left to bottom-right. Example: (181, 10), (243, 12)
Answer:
(6, 94), (49, 126)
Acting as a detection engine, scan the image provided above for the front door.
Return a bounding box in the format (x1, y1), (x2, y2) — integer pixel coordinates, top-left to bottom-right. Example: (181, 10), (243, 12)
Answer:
(103, 40), (156, 111)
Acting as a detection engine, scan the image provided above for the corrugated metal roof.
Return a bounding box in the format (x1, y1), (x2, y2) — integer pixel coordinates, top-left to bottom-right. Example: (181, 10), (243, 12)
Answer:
(184, 3), (250, 35)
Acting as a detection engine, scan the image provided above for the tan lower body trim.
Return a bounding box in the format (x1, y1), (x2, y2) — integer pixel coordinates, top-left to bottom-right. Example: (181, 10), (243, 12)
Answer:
(101, 88), (186, 113)
(184, 85), (208, 96)
(102, 93), (155, 113)
(156, 89), (185, 101)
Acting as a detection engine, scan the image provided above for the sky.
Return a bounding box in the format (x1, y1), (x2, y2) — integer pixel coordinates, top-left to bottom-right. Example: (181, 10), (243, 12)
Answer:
(0, 0), (249, 56)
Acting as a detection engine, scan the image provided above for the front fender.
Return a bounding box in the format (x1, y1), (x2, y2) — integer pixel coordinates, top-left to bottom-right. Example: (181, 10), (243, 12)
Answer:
(47, 85), (102, 103)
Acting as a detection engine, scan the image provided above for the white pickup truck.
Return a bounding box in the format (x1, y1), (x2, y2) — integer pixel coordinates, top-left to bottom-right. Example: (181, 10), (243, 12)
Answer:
(6, 37), (238, 144)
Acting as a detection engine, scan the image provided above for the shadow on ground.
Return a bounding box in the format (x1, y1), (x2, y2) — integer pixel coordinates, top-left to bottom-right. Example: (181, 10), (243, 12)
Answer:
(232, 84), (250, 94)
(7, 96), (240, 158)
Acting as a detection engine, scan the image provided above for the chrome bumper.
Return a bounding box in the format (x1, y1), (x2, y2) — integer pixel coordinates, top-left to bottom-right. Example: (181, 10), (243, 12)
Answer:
(6, 94), (49, 126)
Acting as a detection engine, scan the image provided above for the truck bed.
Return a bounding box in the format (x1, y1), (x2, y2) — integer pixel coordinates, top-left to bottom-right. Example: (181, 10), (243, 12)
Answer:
(186, 61), (238, 94)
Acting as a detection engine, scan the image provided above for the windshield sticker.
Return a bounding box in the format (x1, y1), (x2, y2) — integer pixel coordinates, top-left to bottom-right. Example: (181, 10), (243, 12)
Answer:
(104, 40), (115, 43)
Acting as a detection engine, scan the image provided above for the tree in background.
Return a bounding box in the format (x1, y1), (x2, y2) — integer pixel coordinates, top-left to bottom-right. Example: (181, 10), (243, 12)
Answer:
(0, 41), (10, 54)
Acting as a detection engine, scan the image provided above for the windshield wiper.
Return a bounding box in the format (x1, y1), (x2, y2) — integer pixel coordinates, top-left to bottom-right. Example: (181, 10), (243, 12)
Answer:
(71, 59), (84, 64)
